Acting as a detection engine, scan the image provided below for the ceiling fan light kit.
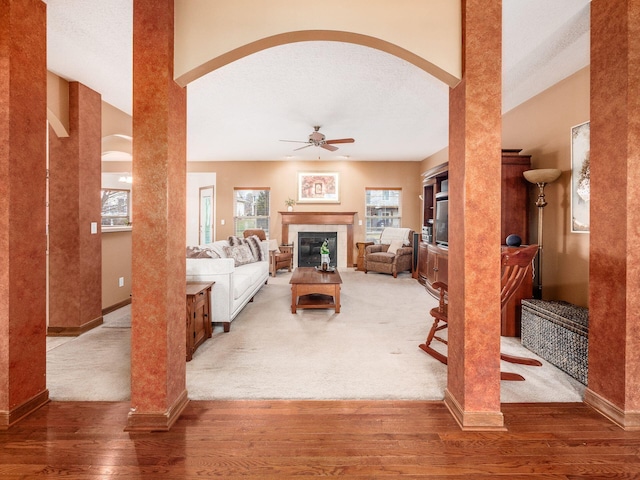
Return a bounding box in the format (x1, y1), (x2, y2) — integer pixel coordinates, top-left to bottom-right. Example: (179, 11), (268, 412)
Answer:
(281, 126), (354, 152)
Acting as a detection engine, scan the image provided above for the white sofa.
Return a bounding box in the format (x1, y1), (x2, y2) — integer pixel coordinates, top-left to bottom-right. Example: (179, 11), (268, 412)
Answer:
(186, 239), (269, 332)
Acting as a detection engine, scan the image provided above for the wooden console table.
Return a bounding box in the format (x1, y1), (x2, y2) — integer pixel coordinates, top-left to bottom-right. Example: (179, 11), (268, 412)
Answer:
(186, 282), (213, 361)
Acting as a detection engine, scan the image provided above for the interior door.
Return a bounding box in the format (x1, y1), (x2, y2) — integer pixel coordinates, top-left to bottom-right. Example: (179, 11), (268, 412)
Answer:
(199, 186), (214, 244)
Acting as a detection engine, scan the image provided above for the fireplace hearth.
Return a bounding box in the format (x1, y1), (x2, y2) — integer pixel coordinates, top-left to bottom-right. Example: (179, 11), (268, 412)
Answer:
(298, 232), (337, 268)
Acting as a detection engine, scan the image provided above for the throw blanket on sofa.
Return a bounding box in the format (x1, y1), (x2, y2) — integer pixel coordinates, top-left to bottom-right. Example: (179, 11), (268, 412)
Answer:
(380, 227), (412, 246)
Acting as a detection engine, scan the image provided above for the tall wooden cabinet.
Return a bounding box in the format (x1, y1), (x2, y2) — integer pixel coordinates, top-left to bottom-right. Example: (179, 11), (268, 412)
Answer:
(418, 163), (448, 295)
(418, 150), (532, 335)
(500, 149), (532, 242)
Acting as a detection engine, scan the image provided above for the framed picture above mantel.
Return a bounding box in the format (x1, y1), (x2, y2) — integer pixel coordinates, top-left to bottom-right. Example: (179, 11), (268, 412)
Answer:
(297, 171), (340, 203)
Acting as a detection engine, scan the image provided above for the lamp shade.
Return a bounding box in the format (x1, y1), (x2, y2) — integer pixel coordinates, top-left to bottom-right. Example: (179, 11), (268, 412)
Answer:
(523, 169), (562, 184)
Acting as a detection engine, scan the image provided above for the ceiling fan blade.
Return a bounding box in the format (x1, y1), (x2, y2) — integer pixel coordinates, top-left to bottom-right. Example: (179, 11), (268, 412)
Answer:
(325, 138), (355, 145)
(294, 144), (313, 151)
(321, 144), (339, 152)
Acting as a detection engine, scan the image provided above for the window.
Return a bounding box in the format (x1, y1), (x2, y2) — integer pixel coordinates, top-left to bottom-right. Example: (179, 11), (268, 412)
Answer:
(365, 188), (401, 242)
(234, 188), (270, 236)
(101, 189), (131, 226)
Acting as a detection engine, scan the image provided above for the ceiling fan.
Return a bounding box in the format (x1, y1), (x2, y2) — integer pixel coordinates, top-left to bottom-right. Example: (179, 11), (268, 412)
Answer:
(281, 126), (355, 152)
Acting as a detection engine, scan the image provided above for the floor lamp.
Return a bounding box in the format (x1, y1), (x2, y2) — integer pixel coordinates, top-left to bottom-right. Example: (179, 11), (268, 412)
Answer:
(523, 168), (562, 299)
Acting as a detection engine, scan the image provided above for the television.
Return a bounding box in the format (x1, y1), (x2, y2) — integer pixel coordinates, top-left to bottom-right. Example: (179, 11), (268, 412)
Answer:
(435, 198), (448, 246)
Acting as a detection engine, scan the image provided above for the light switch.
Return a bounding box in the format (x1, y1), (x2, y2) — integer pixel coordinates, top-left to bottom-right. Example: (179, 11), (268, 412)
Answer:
(221, 219), (225, 225)
(358, 220), (363, 226)
(90, 222), (98, 234)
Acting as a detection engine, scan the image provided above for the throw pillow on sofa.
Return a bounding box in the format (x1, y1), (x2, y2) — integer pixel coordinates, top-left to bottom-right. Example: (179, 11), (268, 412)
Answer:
(228, 235), (264, 261)
(244, 235), (265, 261)
(186, 246), (221, 259)
(223, 244), (255, 267)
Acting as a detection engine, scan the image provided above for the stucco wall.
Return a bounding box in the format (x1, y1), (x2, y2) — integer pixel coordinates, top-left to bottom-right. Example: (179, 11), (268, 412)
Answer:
(188, 160), (423, 254)
(101, 231), (132, 310)
(504, 68), (590, 306)
(174, 0), (461, 87)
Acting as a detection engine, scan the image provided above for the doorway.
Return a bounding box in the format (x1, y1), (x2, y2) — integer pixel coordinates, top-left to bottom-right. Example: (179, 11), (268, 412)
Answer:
(199, 186), (215, 244)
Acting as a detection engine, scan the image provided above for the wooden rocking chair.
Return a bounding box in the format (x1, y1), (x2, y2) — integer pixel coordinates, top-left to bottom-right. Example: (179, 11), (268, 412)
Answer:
(419, 244), (541, 381)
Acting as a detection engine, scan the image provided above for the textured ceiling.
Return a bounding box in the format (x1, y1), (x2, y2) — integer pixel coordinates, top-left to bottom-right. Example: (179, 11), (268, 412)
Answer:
(43, 0), (591, 162)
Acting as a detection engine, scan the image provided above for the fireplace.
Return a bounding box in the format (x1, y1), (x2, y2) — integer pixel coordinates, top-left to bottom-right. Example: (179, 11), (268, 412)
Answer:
(298, 232), (337, 268)
(279, 211), (356, 269)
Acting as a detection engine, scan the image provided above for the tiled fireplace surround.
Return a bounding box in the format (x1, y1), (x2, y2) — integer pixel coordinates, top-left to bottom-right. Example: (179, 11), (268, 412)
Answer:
(280, 212), (356, 269)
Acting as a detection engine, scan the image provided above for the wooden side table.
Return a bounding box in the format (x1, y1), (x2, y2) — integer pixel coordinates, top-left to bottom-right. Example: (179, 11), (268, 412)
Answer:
(186, 282), (214, 361)
(356, 242), (374, 271)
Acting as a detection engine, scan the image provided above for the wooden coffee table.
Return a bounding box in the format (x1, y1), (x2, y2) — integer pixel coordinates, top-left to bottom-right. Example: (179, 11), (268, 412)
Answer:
(289, 267), (342, 313)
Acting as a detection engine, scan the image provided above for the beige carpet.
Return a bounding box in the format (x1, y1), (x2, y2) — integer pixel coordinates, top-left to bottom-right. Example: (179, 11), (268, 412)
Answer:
(46, 322), (131, 401)
(46, 269), (585, 402)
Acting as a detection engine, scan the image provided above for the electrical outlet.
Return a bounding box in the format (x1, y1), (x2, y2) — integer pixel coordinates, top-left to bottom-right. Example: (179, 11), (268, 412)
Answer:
(118, 277), (124, 287)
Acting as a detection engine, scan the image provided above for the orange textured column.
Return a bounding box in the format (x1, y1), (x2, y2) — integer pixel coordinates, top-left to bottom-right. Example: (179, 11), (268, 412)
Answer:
(48, 82), (103, 336)
(0, 0), (49, 428)
(126, 0), (188, 431)
(585, 0), (640, 429)
(445, 0), (504, 430)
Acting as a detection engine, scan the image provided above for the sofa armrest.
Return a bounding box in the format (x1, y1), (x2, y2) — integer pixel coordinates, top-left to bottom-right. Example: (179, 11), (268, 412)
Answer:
(396, 246), (413, 256)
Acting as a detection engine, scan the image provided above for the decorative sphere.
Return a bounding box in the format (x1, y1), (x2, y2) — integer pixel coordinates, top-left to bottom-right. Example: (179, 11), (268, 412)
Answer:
(506, 234), (522, 247)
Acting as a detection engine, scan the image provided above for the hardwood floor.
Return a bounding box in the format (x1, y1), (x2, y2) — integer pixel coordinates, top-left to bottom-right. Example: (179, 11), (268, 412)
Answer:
(2, 400), (640, 479)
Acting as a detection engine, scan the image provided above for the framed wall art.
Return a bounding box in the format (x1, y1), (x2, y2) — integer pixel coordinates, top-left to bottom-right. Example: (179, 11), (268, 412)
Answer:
(571, 121), (590, 233)
(297, 172), (340, 203)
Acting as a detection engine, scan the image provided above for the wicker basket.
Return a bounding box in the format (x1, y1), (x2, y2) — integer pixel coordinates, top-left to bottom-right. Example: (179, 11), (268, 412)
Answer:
(521, 299), (589, 385)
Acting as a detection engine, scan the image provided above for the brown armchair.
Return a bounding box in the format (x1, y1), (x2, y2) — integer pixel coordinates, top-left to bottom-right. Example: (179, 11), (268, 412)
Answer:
(243, 229), (293, 277)
(364, 228), (414, 278)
